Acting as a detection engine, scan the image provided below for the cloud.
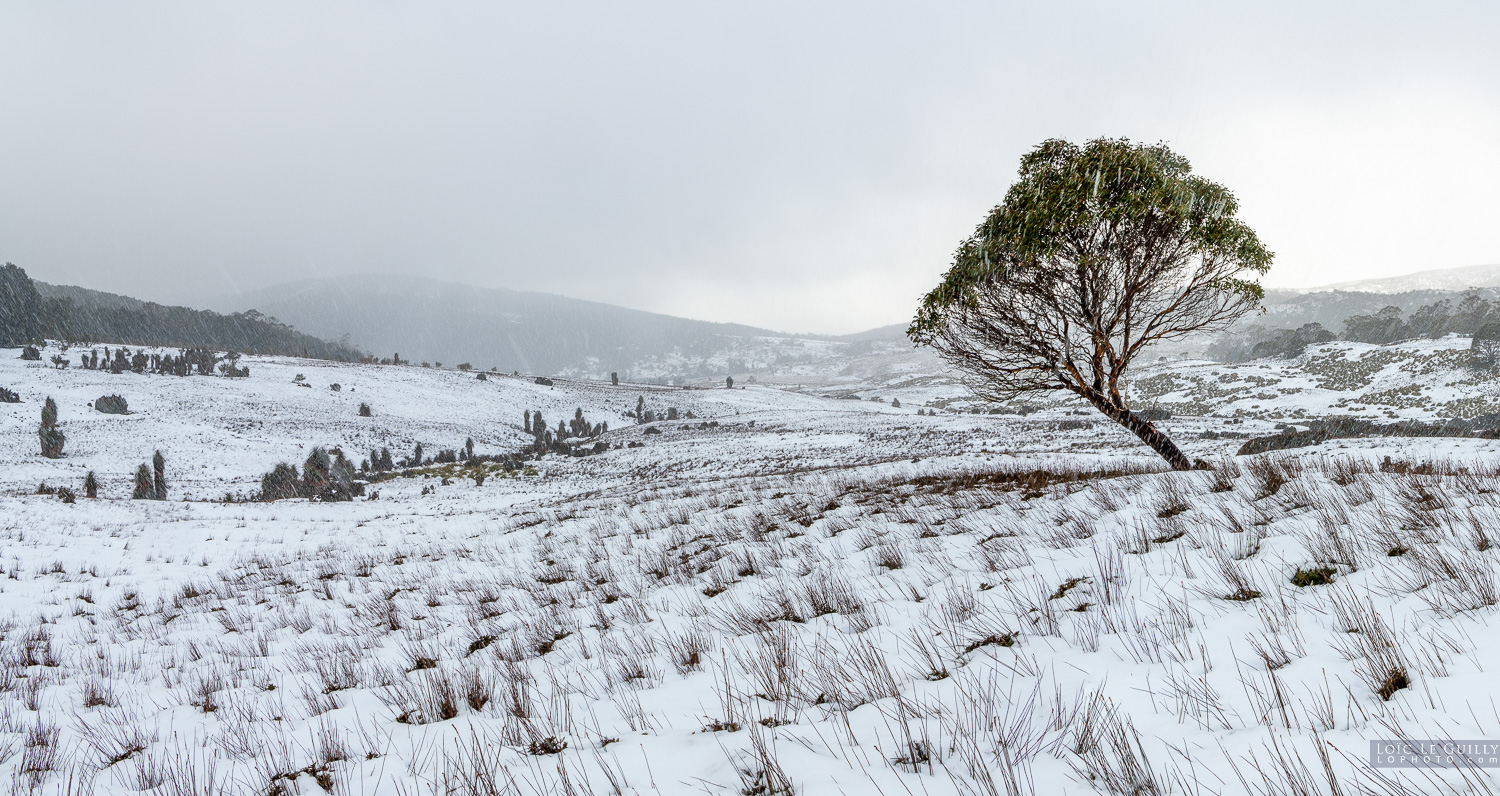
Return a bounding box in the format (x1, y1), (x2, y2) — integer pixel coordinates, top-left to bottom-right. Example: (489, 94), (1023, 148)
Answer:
(1, 1), (1496, 333)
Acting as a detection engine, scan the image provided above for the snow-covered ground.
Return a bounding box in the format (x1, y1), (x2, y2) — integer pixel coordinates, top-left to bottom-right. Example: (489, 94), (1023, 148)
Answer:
(5, 345), (1500, 795)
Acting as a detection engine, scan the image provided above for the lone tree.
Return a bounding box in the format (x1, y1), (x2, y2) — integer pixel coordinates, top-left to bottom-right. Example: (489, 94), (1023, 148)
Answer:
(909, 138), (1272, 470)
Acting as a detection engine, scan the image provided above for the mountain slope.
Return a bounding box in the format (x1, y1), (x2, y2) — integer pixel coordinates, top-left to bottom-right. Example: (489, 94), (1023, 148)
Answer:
(204, 275), (910, 380)
(1303, 263), (1500, 294)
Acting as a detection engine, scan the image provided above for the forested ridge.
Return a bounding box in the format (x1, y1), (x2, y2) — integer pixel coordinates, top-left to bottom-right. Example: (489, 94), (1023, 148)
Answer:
(0, 263), (363, 360)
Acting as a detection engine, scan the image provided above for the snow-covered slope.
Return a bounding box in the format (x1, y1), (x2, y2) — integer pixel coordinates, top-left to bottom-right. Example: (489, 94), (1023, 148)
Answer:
(1304, 263), (1500, 294)
(5, 344), (1500, 795)
(1127, 336), (1500, 421)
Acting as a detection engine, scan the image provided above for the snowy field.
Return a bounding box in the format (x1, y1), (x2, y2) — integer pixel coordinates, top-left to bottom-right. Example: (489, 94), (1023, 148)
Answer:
(5, 347), (1500, 794)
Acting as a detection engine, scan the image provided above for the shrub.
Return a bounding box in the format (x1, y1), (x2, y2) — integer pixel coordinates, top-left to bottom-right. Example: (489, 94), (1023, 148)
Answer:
(0, 387), (17, 403)
(329, 383), (342, 392)
(534, 377), (554, 386)
(132, 464), (153, 499)
(303, 448), (332, 497)
(94, 395), (129, 414)
(38, 397), (65, 458)
(153, 450), (167, 500)
(20, 346), (40, 361)
(1291, 567), (1337, 587)
(83, 471), (99, 499)
(260, 463), (301, 501)
(359, 403), (372, 417)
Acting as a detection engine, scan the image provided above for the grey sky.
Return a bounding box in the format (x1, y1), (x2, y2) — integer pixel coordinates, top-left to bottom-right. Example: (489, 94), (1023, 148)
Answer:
(2, 2), (1497, 334)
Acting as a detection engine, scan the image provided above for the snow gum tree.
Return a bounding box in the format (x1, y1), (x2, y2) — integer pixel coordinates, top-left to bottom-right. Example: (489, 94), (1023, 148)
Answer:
(909, 138), (1272, 470)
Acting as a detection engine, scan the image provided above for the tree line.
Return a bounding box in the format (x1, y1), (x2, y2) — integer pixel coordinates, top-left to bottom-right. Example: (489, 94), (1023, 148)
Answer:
(1207, 290), (1500, 362)
(1, 263), (362, 360)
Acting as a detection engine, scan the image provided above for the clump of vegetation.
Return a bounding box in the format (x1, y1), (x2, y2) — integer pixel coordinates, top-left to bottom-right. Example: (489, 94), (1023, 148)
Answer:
(260, 463), (302, 501)
(130, 452), (169, 500)
(132, 464), (154, 499)
(153, 450), (167, 500)
(359, 403), (372, 417)
(257, 448), (363, 502)
(1291, 566), (1337, 587)
(1378, 668), (1411, 701)
(20, 346), (41, 361)
(38, 397), (65, 458)
(0, 386), (18, 403)
(83, 471), (99, 499)
(94, 394), (129, 414)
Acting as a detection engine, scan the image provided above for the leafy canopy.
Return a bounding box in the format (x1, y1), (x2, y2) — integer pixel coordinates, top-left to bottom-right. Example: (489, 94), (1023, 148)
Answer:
(909, 137), (1272, 405)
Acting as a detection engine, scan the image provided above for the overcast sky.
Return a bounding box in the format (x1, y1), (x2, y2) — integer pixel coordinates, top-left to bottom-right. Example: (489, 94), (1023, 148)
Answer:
(2, 2), (1497, 334)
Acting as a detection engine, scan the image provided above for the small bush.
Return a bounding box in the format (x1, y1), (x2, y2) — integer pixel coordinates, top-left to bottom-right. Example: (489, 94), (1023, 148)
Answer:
(0, 387), (18, 403)
(38, 397), (65, 458)
(534, 377), (554, 386)
(20, 346), (40, 361)
(94, 395), (129, 414)
(1291, 566), (1336, 587)
(132, 464), (153, 499)
(1378, 668), (1410, 701)
(528, 737), (568, 756)
(260, 463), (302, 501)
(359, 403), (372, 417)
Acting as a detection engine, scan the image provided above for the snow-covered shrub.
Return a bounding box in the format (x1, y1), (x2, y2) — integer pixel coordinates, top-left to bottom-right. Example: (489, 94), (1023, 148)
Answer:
(94, 394), (129, 414)
(259, 463), (301, 501)
(38, 397), (64, 458)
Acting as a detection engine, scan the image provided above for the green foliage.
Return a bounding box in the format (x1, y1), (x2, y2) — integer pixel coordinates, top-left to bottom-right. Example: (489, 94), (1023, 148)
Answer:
(911, 137), (1270, 344)
(907, 137), (1272, 470)
(1291, 567), (1337, 587)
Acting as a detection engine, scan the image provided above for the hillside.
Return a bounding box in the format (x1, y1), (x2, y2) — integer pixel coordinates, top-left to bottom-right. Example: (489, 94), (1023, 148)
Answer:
(0, 264), (364, 360)
(1308, 262), (1500, 294)
(203, 275), (803, 378)
(5, 343), (1500, 794)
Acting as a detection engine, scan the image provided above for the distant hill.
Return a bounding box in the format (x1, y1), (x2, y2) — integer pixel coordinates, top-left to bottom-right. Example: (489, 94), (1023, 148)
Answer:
(0, 264), (364, 360)
(1304, 263), (1500, 294)
(203, 275), (908, 380)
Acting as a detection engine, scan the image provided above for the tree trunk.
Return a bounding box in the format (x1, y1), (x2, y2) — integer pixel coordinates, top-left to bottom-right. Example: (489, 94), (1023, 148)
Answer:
(1087, 397), (1192, 470)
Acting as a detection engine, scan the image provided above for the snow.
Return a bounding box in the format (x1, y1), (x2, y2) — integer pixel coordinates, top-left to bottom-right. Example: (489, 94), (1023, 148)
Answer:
(3, 344), (1500, 794)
